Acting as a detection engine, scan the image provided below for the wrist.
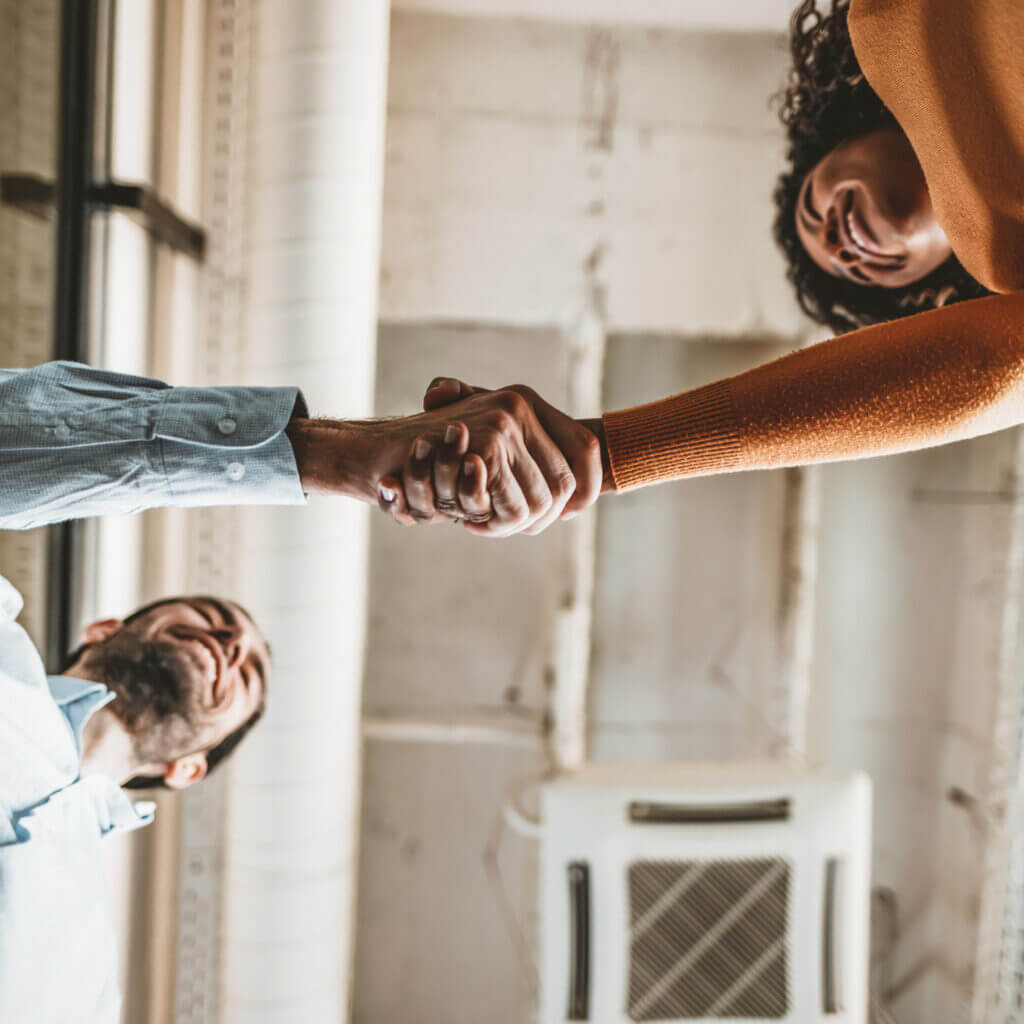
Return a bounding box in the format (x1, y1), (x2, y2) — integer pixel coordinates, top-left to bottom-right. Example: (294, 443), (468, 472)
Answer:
(286, 417), (400, 503)
(578, 416), (614, 493)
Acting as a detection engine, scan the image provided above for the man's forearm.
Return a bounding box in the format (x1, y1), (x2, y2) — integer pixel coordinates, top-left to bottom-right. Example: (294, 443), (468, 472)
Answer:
(286, 417), (379, 501)
(285, 413), (450, 504)
(0, 363), (305, 529)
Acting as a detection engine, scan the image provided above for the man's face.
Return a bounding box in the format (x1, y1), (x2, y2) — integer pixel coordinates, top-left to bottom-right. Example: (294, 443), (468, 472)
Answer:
(123, 597), (269, 755)
(82, 596), (270, 774)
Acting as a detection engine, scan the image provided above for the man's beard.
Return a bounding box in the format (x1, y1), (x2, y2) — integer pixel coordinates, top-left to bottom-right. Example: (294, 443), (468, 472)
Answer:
(88, 631), (201, 764)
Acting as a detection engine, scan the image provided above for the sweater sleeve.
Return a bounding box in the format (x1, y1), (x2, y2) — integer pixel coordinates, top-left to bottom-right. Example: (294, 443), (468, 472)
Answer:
(602, 292), (1024, 490)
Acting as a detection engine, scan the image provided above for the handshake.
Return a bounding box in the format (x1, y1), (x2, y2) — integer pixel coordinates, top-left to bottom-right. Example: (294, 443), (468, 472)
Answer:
(286, 377), (609, 537)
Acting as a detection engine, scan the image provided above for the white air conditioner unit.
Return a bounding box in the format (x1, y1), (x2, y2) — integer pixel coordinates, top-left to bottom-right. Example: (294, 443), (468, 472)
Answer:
(540, 762), (872, 1024)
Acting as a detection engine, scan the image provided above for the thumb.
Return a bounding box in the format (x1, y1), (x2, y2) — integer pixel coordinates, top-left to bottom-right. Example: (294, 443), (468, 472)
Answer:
(423, 377), (488, 411)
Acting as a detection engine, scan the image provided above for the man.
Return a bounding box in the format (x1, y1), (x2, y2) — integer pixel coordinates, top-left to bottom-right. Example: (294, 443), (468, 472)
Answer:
(0, 581), (268, 1021)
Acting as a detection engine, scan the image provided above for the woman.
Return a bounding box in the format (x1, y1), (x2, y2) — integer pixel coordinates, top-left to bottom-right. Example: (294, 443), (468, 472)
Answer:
(378, 0), (1024, 533)
(773, 0), (995, 334)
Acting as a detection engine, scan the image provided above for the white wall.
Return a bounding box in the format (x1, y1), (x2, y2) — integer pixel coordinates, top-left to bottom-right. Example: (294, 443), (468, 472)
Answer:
(355, 10), (1009, 1024)
(589, 335), (793, 764)
(395, 0), (802, 33)
(379, 12), (805, 337)
(355, 324), (566, 1024)
(356, 13), (810, 1022)
(216, 3), (390, 1023)
(810, 431), (1021, 1022)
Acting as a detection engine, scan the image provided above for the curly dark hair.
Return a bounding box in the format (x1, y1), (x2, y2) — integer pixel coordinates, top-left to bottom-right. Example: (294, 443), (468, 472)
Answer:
(773, 0), (990, 334)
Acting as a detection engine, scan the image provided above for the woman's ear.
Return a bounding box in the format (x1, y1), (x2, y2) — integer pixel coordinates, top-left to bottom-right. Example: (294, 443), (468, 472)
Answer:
(162, 753), (208, 790)
(80, 618), (124, 646)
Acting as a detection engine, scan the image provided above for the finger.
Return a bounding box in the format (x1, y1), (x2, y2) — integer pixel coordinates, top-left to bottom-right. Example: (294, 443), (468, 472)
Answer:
(529, 401), (602, 516)
(555, 423), (602, 516)
(456, 453), (492, 525)
(423, 377), (488, 412)
(377, 476), (417, 527)
(501, 386), (602, 518)
(520, 435), (575, 535)
(403, 437), (439, 522)
(479, 454), (531, 537)
(483, 389), (571, 535)
(434, 422), (469, 515)
(504, 445), (555, 533)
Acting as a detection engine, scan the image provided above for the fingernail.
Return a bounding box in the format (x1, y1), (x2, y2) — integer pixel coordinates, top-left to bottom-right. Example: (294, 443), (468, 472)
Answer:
(563, 510), (578, 521)
(444, 424), (460, 445)
(379, 485), (396, 503)
(414, 440), (432, 460)
(462, 461), (475, 478)
(429, 377), (446, 390)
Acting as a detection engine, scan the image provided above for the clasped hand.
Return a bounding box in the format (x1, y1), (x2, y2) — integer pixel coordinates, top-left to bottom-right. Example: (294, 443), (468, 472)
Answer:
(376, 379), (604, 537)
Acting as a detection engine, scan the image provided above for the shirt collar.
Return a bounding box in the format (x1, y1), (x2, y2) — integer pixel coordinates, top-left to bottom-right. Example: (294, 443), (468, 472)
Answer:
(79, 776), (156, 836)
(46, 675), (116, 757)
(43, 675), (155, 836)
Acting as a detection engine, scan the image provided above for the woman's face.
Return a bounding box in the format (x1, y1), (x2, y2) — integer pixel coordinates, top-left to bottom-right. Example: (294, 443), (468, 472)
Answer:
(795, 128), (951, 288)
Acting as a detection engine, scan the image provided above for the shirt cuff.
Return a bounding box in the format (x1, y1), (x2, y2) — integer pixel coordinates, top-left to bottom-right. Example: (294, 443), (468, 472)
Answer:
(156, 386), (309, 508)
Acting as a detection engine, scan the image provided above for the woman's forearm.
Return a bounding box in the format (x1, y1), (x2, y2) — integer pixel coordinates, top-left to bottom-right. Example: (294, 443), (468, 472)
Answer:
(600, 292), (1024, 490)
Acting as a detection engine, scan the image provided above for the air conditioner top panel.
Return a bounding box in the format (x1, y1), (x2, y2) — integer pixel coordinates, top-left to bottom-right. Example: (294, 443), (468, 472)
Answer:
(548, 760), (867, 793)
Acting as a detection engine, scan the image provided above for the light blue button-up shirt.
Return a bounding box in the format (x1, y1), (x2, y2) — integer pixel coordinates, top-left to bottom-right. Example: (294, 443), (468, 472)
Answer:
(0, 574), (153, 1023)
(0, 361), (310, 1019)
(0, 361), (308, 529)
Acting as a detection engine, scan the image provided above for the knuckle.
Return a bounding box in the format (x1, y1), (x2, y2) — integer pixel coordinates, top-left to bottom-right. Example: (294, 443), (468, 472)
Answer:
(496, 389), (529, 418)
(489, 408), (517, 435)
(507, 383), (537, 402)
(579, 430), (601, 460)
(552, 470), (576, 501)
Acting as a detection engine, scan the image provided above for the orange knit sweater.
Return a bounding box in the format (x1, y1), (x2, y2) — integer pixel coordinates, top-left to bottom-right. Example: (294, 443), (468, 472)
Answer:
(602, 0), (1024, 490)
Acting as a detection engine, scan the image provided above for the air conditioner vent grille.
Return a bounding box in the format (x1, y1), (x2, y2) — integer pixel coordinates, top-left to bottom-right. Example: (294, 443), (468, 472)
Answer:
(627, 858), (791, 1020)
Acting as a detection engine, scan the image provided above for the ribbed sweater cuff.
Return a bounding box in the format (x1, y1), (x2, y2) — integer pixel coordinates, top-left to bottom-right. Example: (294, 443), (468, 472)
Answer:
(602, 379), (741, 491)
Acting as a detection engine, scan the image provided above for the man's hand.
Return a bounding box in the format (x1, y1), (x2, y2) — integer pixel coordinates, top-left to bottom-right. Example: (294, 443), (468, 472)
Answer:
(377, 380), (606, 536)
(379, 419), (493, 528)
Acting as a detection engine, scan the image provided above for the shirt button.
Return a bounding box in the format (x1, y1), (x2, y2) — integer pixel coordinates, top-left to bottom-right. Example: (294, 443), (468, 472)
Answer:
(54, 422), (72, 441)
(218, 417), (237, 435)
(226, 462), (246, 482)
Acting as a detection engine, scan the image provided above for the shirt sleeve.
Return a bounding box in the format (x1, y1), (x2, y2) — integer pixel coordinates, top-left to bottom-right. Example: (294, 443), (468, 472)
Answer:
(0, 361), (309, 529)
(602, 292), (1024, 490)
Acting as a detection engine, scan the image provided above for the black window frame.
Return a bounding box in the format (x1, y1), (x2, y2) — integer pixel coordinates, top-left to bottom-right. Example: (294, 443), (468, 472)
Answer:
(0, 0), (206, 668)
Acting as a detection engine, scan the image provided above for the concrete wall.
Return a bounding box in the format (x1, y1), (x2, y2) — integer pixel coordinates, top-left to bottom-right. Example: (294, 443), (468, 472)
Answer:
(354, 10), (1007, 1024)
(810, 431), (1022, 1022)
(589, 335), (793, 764)
(379, 12), (803, 337)
(355, 15), (807, 1022)
(394, 0), (802, 33)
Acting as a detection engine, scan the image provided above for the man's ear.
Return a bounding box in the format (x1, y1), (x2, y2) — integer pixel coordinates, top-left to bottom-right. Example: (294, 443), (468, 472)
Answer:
(162, 752), (208, 790)
(80, 618), (124, 646)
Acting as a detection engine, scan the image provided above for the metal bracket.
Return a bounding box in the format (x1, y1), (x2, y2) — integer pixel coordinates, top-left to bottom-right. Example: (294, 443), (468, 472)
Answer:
(1, 172), (206, 261)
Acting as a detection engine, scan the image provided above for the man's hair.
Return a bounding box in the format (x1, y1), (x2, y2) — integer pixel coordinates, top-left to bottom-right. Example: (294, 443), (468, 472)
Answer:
(772, 0), (990, 334)
(62, 595), (268, 791)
